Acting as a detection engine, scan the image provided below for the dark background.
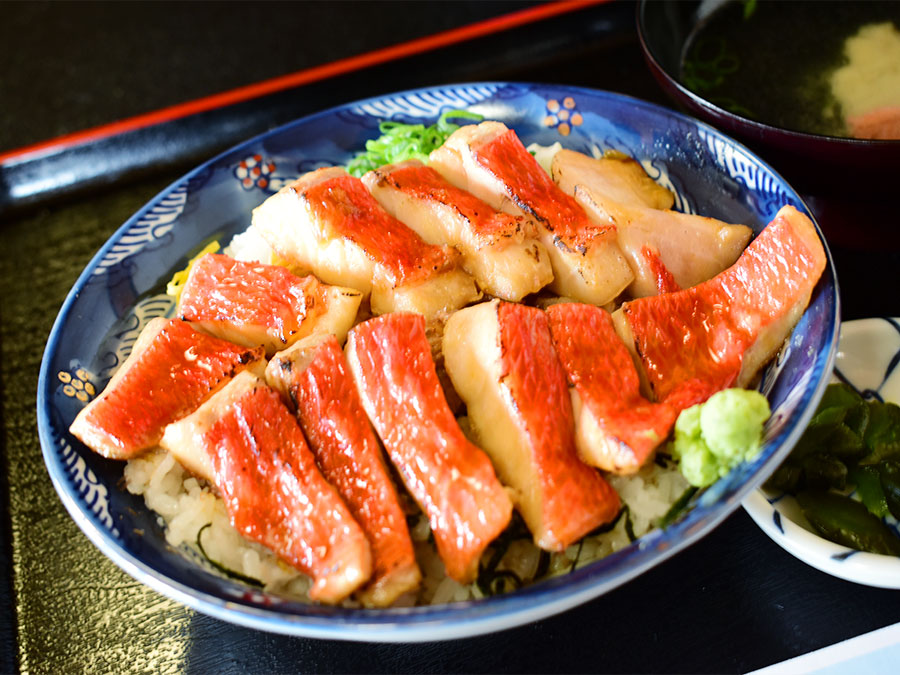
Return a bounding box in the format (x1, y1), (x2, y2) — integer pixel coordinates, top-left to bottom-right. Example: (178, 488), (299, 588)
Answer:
(2, 1), (899, 673)
(0, 1), (544, 151)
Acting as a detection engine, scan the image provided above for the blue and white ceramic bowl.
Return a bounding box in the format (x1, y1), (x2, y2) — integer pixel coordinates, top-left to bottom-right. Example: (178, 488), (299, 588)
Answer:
(37, 83), (839, 641)
(744, 318), (900, 588)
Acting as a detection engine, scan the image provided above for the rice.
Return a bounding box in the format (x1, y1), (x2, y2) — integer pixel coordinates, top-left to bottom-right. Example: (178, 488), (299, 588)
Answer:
(124, 447), (688, 606)
(124, 450), (311, 597)
(223, 225), (276, 264)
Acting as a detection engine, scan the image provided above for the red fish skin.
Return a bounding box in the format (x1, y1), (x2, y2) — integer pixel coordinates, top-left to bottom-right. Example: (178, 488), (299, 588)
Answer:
(547, 303), (677, 473)
(70, 318), (263, 460)
(282, 335), (421, 606)
(205, 384), (372, 604)
(376, 162), (531, 246)
(474, 129), (615, 251)
(624, 207), (827, 409)
(347, 312), (512, 583)
(178, 253), (322, 350)
(641, 246), (681, 295)
(497, 302), (621, 550)
(302, 173), (460, 285)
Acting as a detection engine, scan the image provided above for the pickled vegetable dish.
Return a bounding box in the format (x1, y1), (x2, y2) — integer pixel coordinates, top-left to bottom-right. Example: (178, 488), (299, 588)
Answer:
(766, 383), (900, 555)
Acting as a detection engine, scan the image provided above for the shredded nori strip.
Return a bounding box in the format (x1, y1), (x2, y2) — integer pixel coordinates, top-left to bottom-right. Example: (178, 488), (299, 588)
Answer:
(476, 514), (533, 596)
(569, 539), (585, 573)
(196, 523), (264, 587)
(623, 505), (637, 543)
(655, 487), (700, 530)
(655, 451), (674, 469)
(476, 502), (651, 592)
(485, 570), (524, 595)
(570, 504), (639, 570)
(586, 506), (627, 537)
(535, 550), (550, 579)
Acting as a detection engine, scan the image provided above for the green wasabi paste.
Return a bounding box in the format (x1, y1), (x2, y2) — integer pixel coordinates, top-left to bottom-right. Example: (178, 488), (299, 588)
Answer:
(672, 389), (771, 487)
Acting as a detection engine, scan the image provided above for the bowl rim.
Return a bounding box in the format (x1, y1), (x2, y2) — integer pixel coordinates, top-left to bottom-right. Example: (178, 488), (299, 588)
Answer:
(36, 80), (842, 641)
(635, 0), (900, 149)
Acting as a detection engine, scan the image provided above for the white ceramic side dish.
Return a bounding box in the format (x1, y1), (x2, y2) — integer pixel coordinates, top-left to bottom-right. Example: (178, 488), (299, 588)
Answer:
(743, 317), (900, 589)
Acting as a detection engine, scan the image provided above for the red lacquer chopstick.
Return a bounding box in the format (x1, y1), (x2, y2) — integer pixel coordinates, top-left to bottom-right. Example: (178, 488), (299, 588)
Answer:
(0, 0), (610, 166)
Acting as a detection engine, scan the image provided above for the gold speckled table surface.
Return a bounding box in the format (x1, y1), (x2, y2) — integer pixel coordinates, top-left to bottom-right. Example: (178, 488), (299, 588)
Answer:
(0, 177), (194, 673)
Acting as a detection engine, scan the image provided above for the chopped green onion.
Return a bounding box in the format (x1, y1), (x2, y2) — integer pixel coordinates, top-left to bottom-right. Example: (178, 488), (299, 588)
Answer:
(345, 109), (483, 177)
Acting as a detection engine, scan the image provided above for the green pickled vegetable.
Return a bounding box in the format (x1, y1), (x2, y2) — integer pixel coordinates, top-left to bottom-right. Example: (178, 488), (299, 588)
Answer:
(766, 462), (804, 493)
(861, 401), (900, 465)
(788, 385), (868, 461)
(796, 491), (900, 556)
(817, 378), (865, 412)
(766, 382), (900, 556)
(345, 109), (483, 177)
(849, 464), (889, 518)
(879, 461), (900, 520)
(800, 452), (847, 491)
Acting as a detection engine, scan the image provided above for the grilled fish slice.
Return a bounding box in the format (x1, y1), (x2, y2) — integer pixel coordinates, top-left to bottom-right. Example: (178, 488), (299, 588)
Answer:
(551, 148), (676, 210)
(443, 299), (621, 551)
(551, 148), (753, 298)
(345, 312), (512, 583)
(250, 167), (480, 321)
(177, 253), (361, 356)
(362, 159), (553, 301)
(615, 205), (828, 410)
(546, 302), (677, 474)
(69, 318), (265, 460)
(266, 334), (421, 607)
(163, 371), (373, 604)
(430, 121), (634, 305)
